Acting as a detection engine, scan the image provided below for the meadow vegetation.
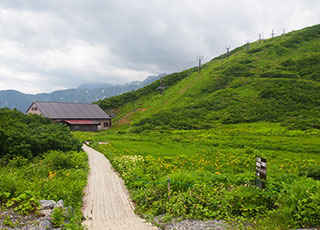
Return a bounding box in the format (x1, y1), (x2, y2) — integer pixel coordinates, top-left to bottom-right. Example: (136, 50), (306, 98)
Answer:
(75, 123), (320, 229)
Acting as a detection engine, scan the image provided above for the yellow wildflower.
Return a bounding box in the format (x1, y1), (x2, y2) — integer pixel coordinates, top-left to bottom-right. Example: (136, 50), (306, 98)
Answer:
(48, 171), (56, 179)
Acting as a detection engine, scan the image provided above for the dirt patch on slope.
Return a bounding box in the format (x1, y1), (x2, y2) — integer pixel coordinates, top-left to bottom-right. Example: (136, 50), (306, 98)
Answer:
(117, 108), (148, 125)
(117, 112), (134, 124)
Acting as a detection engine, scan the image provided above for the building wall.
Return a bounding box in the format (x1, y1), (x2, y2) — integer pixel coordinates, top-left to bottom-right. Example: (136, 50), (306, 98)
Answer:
(26, 103), (42, 116)
(69, 124), (98, 132)
(94, 119), (111, 130)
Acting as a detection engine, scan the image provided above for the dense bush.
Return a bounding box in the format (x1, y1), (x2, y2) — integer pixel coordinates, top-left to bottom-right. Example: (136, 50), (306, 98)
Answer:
(281, 24), (320, 48)
(281, 55), (320, 81)
(200, 75), (234, 93)
(0, 108), (82, 160)
(247, 47), (262, 54)
(260, 71), (298, 79)
(282, 114), (320, 130)
(223, 63), (254, 77)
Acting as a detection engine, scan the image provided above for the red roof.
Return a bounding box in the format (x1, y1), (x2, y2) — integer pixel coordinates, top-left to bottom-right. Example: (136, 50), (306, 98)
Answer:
(63, 120), (99, 125)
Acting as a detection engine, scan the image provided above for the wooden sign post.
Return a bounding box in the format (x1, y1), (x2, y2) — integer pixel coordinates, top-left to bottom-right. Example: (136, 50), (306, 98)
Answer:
(256, 157), (267, 189)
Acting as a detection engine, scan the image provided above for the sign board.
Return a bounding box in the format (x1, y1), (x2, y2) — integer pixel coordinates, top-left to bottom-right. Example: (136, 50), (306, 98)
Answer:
(256, 157), (267, 189)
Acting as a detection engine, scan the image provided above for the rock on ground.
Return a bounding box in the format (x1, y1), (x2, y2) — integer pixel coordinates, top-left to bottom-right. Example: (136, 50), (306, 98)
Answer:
(39, 200), (56, 210)
(0, 208), (47, 230)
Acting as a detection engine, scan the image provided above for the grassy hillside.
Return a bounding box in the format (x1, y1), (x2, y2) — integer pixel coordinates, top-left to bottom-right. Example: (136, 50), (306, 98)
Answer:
(97, 24), (320, 131)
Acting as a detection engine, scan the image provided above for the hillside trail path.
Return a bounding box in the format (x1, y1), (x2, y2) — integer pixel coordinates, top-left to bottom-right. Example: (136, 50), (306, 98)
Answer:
(82, 144), (158, 230)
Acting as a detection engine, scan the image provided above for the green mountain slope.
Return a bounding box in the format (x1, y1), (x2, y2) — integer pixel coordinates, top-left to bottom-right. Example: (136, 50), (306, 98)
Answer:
(97, 24), (320, 131)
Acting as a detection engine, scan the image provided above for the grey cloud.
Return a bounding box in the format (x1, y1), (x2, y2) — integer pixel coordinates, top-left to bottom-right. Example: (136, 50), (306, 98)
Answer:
(0, 0), (319, 93)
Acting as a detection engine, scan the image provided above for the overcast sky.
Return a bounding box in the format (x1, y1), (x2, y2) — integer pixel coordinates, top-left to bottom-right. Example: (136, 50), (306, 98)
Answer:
(0, 0), (319, 94)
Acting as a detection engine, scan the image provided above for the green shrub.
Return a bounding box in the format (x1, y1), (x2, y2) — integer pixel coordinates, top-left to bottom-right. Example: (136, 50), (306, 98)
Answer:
(280, 179), (320, 228)
(299, 166), (320, 180)
(7, 192), (39, 214)
(7, 156), (29, 168)
(282, 115), (320, 130)
(0, 173), (21, 195)
(223, 63), (253, 77)
(0, 108), (82, 160)
(260, 71), (298, 79)
(247, 47), (262, 54)
(43, 151), (78, 170)
(282, 24), (320, 48)
(51, 207), (65, 227)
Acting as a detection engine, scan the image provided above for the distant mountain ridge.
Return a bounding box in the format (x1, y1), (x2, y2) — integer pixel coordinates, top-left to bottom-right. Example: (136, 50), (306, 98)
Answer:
(0, 74), (166, 112)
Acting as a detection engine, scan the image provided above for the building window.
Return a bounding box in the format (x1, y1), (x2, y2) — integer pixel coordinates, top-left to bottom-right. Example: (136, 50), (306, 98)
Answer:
(32, 107), (37, 111)
(104, 122), (109, 127)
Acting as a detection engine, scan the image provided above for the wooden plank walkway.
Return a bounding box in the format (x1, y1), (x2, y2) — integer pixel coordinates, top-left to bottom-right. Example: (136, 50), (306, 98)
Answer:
(82, 144), (158, 230)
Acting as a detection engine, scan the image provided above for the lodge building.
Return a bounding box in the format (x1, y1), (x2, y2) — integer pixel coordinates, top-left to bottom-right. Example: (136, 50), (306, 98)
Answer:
(27, 101), (111, 132)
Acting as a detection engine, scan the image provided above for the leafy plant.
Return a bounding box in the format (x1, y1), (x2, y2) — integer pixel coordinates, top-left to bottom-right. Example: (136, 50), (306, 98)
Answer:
(4, 192), (39, 214)
(3, 215), (15, 228)
(51, 207), (65, 227)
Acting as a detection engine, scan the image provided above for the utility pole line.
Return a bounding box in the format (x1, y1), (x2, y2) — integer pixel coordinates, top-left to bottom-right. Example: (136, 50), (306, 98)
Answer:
(258, 34), (262, 43)
(225, 45), (231, 59)
(160, 78), (164, 95)
(271, 30), (275, 38)
(157, 78), (166, 95)
(197, 56), (203, 73)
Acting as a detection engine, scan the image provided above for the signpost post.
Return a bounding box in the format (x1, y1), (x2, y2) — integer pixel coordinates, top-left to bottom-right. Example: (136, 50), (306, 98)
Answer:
(256, 157), (267, 189)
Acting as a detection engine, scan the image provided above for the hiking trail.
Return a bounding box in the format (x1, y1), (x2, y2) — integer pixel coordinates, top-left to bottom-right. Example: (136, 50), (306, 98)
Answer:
(82, 144), (157, 230)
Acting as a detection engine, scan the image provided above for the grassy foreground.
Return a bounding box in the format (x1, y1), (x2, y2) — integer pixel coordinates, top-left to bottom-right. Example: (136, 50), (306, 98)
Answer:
(0, 109), (88, 229)
(0, 151), (88, 229)
(75, 122), (320, 229)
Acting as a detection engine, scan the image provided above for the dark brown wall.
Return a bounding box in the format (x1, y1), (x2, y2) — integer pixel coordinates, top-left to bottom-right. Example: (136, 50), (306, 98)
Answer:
(69, 124), (98, 132)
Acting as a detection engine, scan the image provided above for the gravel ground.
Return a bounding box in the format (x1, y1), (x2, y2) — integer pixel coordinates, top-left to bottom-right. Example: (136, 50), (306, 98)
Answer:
(1, 207), (318, 230)
(151, 216), (231, 230)
(0, 208), (46, 230)
(292, 229), (319, 230)
(157, 218), (319, 230)
(164, 219), (230, 230)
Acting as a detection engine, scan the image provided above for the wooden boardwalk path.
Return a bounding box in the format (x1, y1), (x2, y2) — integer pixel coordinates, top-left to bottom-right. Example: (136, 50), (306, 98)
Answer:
(82, 144), (157, 230)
